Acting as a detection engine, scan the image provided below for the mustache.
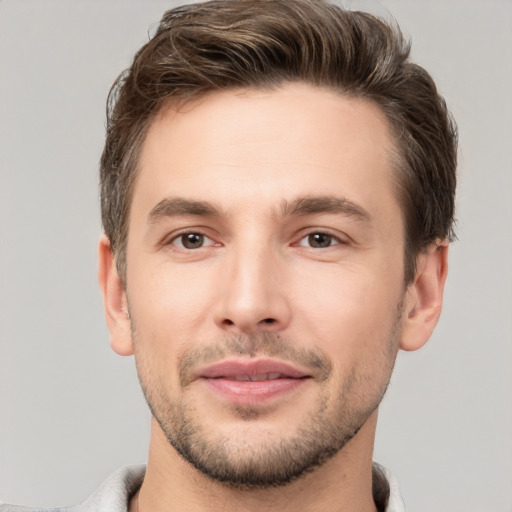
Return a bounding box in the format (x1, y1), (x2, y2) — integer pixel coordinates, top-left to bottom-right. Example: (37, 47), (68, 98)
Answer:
(178, 332), (332, 387)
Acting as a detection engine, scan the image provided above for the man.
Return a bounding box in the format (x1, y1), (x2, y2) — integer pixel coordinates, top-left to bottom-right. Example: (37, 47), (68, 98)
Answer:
(1, 0), (456, 511)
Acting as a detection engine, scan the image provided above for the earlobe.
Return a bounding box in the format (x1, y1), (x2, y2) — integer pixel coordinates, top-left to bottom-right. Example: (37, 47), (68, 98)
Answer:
(98, 236), (134, 356)
(400, 241), (449, 352)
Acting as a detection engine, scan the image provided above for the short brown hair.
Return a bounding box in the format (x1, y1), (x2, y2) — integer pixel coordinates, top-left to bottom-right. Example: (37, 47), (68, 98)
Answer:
(100, 0), (457, 284)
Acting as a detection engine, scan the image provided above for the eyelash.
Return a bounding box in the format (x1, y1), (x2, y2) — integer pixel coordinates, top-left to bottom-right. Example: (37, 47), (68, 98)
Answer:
(165, 229), (346, 251)
(295, 231), (345, 249)
(167, 230), (217, 250)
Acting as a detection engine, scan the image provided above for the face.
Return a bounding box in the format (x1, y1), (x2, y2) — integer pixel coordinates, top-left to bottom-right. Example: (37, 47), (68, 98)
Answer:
(117, 83), (410, 487)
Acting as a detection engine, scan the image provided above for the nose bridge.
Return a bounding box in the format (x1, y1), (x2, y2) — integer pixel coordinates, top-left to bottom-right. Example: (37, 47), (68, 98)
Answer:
(214, 232), (291, 333)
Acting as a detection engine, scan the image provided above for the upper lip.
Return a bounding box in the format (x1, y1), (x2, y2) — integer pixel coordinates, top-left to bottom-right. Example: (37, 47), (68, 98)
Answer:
(196, 358), (311, 380)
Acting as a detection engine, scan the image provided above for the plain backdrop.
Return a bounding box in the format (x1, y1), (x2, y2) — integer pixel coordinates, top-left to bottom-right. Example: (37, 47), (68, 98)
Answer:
(1, 1), (511, 511)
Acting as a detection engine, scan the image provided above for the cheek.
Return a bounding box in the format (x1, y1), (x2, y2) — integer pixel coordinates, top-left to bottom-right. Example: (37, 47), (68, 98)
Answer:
(135, 255), (214, 304)
(127, 261), (216, 357)
(290, 262), (403, 358)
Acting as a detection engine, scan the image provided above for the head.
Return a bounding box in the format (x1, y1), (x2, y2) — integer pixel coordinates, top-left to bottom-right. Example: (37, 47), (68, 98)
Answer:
(98, 0), (456, 491)
(100, 0), (457, 286)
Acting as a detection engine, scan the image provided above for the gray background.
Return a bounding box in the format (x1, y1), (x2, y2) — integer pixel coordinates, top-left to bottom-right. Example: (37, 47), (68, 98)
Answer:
(1, 1), (511, 511)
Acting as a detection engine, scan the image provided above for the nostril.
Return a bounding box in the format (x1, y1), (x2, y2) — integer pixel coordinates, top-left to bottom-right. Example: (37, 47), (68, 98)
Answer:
(219, 317), (277, 329)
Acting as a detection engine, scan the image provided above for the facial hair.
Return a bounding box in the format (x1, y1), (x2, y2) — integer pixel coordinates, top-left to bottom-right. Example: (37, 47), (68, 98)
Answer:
(132, 306), (403, 489)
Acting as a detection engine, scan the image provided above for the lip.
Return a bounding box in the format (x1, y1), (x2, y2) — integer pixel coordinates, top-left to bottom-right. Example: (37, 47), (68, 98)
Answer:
(198, 359), (310, 380)
(195, 358), (311, 406)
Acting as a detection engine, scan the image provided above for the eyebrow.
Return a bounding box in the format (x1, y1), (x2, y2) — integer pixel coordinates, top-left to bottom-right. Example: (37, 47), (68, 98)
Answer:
(281, 196), (371, 222)
(147, 195), (371, 223)
(148, 198), (220, 223)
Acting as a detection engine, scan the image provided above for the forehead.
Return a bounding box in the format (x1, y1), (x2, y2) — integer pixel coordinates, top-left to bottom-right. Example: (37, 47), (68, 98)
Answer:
(132, 83), (400, 225)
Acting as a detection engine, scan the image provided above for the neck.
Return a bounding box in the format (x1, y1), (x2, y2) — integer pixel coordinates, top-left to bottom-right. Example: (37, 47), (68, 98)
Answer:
(133, 413), (379, 512)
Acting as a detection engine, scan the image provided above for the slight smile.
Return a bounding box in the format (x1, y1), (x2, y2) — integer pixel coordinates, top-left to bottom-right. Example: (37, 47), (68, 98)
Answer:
(196, 358), (312, 406)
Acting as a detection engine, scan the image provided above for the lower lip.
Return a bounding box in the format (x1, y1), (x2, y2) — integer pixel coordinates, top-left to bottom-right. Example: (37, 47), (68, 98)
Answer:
(202, 377), (308, 406)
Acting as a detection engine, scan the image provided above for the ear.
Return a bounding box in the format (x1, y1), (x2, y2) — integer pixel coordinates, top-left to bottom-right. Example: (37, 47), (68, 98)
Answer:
(98, 235), (134, 356)
(400, 241), (449, 352)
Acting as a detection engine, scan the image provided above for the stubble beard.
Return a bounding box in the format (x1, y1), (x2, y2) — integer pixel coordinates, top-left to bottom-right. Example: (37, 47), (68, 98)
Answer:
(132, 307), (403, 490)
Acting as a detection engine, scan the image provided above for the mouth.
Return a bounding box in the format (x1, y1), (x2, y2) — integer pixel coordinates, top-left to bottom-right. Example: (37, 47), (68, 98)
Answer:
(224, 372), (298, 382)
(195, 359), (312, 406)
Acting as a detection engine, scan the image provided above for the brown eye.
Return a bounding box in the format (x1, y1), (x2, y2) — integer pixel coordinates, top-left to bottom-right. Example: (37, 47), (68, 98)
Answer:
(307, 233), (334, 248)
(178, 233), (205, 249)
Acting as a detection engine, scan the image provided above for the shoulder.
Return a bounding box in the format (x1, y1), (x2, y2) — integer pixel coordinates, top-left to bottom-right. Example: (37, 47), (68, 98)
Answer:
(373, 461), (406, 512)
(0, 465), (146, 512)
(0, 503), (73, 512)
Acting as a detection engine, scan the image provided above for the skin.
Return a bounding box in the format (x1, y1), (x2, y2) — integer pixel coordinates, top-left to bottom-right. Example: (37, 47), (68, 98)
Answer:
(99, 83), (448, 512)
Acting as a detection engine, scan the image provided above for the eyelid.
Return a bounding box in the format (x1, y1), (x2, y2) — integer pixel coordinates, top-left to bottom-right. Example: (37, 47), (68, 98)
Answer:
(293, 229), (350, 248)
(162, 228), (219, 249)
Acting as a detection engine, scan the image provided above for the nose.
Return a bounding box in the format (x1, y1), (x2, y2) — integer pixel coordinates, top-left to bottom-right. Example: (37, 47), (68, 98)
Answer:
(213, 245), (292, 334)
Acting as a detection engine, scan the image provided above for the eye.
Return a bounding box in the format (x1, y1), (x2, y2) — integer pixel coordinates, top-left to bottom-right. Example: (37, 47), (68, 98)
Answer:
(298, 232), (340, 248)
(171, 232), (214, 250)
